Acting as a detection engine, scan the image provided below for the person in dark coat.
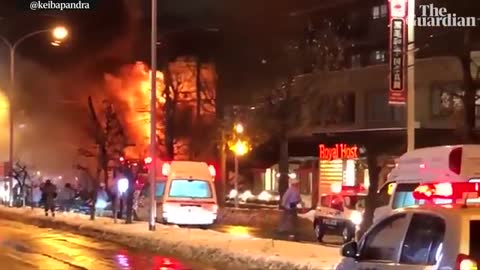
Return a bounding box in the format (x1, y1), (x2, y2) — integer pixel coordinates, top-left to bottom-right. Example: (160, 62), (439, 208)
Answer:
(42, 180), (57, 217)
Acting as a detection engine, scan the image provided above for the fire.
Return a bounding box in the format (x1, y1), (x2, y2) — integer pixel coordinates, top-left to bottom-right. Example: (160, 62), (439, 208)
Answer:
(103, 58), (217, 160)
(104, 62), (164, 158)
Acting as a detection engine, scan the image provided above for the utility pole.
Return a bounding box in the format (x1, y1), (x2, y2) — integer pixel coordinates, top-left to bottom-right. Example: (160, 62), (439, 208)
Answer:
(148, 0), (158, 231)
(406, 0), (416, 151)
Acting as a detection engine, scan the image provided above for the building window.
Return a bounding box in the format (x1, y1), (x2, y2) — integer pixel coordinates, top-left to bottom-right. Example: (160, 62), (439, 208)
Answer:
(370, 50), (386, 64)
(380, 4), (388, 17)
(313, 93), (356, 125)
(351, 54), (361, 68)
(430, 83), (464, 117)
(372, 6), (380, 19)
(431, 83), (480, 126)
(366, 91), (405, 124)
(372, 5), (387, 19)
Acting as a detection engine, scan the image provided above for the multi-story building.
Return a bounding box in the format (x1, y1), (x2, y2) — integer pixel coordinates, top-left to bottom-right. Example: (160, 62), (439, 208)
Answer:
(252, 0), (480, 204)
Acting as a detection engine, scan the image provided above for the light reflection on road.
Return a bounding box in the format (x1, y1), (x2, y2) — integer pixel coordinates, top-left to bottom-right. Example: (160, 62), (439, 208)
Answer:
(0, 219), (213, 270)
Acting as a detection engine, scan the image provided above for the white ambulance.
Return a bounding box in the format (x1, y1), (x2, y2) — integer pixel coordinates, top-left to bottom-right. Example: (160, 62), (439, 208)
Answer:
(137, 161), (218, 227)
(373, 145), (480, 223)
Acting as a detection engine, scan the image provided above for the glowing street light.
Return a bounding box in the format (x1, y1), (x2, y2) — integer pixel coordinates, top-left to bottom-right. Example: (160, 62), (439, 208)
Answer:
(234, 123), (244, 134)
(230, 139), (250, 208)
(0, 25), (70, 207)
(231, 139), (248, 156)
(52, 26), (68, 40)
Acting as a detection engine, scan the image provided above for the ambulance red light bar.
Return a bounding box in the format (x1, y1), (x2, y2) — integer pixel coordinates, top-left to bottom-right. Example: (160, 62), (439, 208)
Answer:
(413, 182), (479, 200)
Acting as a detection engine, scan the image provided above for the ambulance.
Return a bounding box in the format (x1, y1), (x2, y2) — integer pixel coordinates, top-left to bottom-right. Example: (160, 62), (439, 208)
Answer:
(137, 161), (218, 227)
(373, 145), (480, 223)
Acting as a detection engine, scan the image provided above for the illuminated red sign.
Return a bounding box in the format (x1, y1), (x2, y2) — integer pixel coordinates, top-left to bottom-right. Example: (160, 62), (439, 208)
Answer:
(388, 0), (407, 105)
(319, 144), (358, 161)
(389, 0), (407, 18)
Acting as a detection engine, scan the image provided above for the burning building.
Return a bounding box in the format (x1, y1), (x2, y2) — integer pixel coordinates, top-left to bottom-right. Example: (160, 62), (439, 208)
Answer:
(103, 57), (217, 161)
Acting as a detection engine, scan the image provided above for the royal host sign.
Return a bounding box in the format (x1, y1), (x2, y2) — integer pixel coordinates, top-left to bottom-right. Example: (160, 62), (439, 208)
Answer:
(388, 0), (407, 105)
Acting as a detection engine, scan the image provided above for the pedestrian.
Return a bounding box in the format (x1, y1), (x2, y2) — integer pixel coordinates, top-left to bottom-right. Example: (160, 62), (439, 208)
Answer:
(59, 183), (76, 212)
(41, 180), (57, 217)
(277, 178), (303, 240)
(95, 183), (109, 217)
(31, 184), (42, 208)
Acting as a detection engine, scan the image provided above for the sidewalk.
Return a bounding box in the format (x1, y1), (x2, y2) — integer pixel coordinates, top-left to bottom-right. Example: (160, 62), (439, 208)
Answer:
(0, 206), (340, 270)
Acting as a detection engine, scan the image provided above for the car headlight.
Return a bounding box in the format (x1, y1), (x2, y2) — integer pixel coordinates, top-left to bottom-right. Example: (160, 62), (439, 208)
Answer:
(240, 190), (254, 201)
(350, 211), (363, 225)
(258, 191), (272, 201)
(228, 189), (237, 199)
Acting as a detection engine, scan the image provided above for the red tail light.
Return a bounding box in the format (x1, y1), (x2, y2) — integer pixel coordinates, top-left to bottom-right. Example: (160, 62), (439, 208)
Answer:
(449, 147), (463, 175)
(456, 254), (478, 270)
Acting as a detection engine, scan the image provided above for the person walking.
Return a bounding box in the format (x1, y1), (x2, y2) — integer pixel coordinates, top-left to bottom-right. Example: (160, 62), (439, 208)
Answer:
(41, 180), (57, 217)
(277, 178), (303, 240)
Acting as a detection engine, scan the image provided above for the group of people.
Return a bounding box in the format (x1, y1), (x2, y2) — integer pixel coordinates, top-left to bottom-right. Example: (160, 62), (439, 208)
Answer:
(31, 180), (77, 217)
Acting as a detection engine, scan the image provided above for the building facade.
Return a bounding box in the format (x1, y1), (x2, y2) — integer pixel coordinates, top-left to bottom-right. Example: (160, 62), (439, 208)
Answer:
(250, 0), (480, 205)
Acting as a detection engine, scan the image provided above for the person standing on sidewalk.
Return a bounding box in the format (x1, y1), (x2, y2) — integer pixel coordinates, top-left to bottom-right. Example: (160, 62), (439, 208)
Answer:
(41, 180), (57, 217)
(277, 178), (302, 240)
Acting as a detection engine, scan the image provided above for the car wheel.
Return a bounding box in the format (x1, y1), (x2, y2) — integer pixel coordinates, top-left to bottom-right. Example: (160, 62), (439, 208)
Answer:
(314, 221), (324, 242)
(342, 226), (354, 243)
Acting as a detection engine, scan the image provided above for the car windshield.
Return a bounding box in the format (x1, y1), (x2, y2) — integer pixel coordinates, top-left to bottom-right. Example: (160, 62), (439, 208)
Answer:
(169, 179), (212, 199)
(155, 182), (165, 197)
(470, 220), (480, 259)
(392, 183), (424, 209)
(141, 181), (165, 197)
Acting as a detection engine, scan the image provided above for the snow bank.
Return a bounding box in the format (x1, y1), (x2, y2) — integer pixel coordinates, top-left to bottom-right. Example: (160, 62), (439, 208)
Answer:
(0, 206), (340, 270)
(218, 207), (314, 230)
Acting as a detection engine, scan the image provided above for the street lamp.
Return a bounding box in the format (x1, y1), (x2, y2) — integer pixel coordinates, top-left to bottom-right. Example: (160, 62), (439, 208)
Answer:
(230, 139), (249, 208)
(0, 25), (68, 206)
(234, 123), (244, 134)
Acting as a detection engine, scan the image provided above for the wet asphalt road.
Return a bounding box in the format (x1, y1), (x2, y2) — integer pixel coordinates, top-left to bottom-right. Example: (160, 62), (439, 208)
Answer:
(0, 219), (216, 270)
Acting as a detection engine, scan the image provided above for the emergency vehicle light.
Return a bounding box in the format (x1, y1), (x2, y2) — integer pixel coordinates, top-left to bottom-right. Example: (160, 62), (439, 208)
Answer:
(144, 156), (152, 164)
(208, 165), (216, 178)
(162, 163), (171, 176)
(413, 182), (479, 200)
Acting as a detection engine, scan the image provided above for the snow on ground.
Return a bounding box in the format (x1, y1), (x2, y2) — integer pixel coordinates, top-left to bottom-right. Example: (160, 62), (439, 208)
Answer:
(0, 206), (341, 270)
(298, 209), (316, 222)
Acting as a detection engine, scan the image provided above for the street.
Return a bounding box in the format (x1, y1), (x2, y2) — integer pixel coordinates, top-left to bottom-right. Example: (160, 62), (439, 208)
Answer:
(0, 219), (216, 270)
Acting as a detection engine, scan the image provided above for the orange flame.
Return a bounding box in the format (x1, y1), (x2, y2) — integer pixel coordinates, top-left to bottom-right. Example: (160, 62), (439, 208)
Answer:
(104, 62), (164, 158)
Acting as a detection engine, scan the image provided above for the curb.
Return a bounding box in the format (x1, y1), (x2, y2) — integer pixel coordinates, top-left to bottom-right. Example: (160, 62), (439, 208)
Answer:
(0, 208), (328, 270)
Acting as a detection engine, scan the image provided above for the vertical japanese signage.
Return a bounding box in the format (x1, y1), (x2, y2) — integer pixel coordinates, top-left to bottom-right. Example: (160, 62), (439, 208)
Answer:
(388, 0), (407, 105)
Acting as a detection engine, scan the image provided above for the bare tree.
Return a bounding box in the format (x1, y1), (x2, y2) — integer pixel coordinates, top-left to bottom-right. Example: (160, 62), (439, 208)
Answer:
(11, 161), (31, 207)
(245, 20), (346, 199)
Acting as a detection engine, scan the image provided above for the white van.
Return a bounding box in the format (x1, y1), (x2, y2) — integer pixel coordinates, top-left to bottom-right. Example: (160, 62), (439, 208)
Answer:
(373, 145), (480, 223)
(160, 161), (218, 226)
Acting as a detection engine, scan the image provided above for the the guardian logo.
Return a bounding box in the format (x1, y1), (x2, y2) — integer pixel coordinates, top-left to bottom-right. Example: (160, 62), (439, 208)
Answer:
(416, 4), (478, 27)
